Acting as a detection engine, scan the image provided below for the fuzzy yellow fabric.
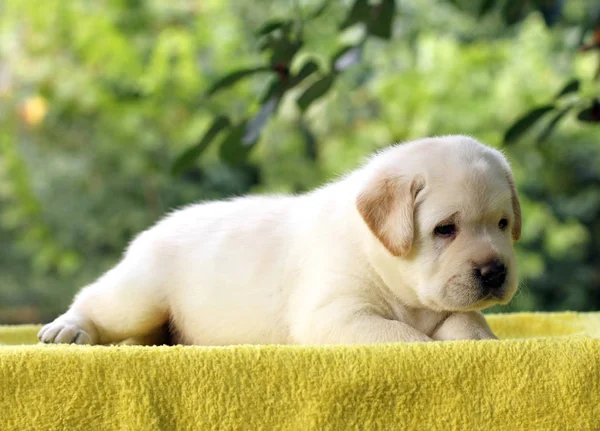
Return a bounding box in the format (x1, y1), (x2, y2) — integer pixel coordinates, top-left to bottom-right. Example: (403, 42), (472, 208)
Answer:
(1, 312), (599, 430)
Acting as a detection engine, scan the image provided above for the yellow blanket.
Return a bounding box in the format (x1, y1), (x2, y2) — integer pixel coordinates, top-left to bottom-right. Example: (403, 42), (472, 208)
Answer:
(1, 312), (599, 430)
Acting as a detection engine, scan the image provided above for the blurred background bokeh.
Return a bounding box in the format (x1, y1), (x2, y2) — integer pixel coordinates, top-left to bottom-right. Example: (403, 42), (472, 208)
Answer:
(1, 0), (599, 324)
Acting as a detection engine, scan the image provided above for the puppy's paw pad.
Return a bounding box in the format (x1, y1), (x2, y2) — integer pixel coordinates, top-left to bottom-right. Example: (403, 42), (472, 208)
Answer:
(38, 321), (92, 345)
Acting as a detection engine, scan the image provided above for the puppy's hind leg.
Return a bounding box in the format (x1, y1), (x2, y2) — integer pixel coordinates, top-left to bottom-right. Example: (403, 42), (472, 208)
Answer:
(39, 232), (171, 345)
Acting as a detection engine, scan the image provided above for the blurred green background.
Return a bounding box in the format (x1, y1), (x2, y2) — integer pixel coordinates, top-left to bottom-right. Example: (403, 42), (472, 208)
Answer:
(0, 0), (599, 324)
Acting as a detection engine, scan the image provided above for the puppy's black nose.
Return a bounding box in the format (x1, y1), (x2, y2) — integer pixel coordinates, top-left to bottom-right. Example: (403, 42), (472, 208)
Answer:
(475, 260), (506, 292)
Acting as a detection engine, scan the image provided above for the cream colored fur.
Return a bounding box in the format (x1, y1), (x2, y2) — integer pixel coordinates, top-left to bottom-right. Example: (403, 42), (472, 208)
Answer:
(39, 135), (521, 346)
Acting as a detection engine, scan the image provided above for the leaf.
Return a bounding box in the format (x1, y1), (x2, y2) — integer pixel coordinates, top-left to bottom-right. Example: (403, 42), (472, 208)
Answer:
(243, 96), (279, 145)
(340, 0), (369, 30)
(536, 105), (573, 143)
(256, 20), (290, 36)
(478, 0), (497, 18)
(257, 20), (301, 66)
(260, 79), (282, 103)
(504, 104), (555, 144)
(219, 122), (256, 166)
(332, 45), (363, 72)
(299, 121), (318, 161)
(206, 67), (271, 96)
(172, 116), (230, 175)
(311, 0), (332, 18)
(259, 35), (275, 52)
(576, 99), (600, 123)
(555, 78), (580, 99)
(268, 39), (303, 66)
(367, 0), (396, 40)
(296, 75), (335, 112)
(290, 60), (319, 87)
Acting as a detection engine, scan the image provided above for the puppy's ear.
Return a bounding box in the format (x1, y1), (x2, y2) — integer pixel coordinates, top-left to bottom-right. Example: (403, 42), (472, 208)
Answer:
(356, 172), (425, 257)
(506, 172), (522, 241)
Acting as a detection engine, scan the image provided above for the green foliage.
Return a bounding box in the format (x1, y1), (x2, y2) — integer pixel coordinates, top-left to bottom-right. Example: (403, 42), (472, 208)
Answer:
(172, 116), (231, 175)
(577, 99), (600, 122)
(297, 75), (336, 111)
(504, 105), (556, 144)
(207, 68), (273, 97)
(0, 0), (599, 323)
(536, 105), (573, 143)
(555, 79), (580, 99)
(219, 121), (256, 166)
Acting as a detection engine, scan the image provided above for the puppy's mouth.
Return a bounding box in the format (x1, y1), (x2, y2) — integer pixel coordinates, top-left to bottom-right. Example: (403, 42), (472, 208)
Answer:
(471, 282), (517, 309)
(480, 287), (506, 302)
(430, 279), (512, 311)
(477, 292), (505, 308)
(451, 296), (503, 312)
(471, 278), (512, 306)
(480, 275), (518, 306)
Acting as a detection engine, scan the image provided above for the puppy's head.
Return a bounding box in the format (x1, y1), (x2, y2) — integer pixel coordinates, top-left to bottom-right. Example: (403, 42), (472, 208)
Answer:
(356, 136), (521, 311)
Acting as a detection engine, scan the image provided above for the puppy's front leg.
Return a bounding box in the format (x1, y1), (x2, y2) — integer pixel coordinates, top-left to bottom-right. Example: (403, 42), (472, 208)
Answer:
(343, 313), (433, 344)
(295, 302), (432, 344)
(431, 311), (497, 341)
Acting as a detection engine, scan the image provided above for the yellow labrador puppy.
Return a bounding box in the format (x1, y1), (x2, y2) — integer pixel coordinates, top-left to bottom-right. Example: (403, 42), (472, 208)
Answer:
(39, 135), (521, 345)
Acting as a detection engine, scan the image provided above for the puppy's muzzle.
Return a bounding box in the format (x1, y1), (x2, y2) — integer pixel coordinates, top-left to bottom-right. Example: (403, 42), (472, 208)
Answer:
(474, 260), (506, 296)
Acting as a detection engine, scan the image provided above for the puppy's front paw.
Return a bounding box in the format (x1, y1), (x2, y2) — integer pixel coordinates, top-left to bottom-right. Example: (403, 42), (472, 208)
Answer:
(469, 328), (498, 340)
(38, 318), (96, 345)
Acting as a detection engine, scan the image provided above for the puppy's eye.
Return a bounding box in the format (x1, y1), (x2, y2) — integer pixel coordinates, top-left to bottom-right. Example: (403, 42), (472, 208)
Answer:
(434, 224), (456, 237)
(498, 218), (508, 230)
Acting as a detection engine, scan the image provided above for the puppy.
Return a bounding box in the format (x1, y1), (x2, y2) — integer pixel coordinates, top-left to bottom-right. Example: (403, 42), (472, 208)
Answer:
(39, 135), (521, 346)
